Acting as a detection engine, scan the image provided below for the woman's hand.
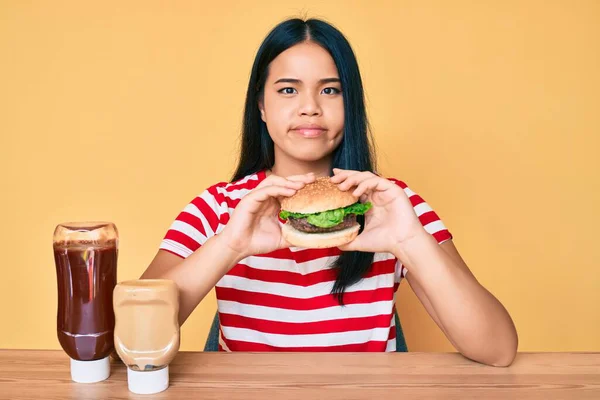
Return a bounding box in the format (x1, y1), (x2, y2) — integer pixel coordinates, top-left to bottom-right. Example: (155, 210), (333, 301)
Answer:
(330, 169), (426, 253)
(218, 172), (316, 260)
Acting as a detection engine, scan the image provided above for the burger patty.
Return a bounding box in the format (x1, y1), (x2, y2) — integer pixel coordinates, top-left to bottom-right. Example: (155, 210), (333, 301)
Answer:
(288, 214), (357, 233)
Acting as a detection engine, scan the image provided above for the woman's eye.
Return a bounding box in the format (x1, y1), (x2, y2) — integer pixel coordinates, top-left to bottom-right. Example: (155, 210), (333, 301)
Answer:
(279, 87), (297, 95)
(322, 87), (341, 95)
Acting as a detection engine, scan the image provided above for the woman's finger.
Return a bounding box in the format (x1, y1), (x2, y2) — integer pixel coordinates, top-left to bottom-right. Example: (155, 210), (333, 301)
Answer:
(285, 173), (316, 184)
(352, 176), (382, 198)
(257, 175), (286, 188)
(258, 172), (316, 189)
(337, 235), (362, 252)
(256, 175), (280, 188)
(258, 175), (306, 190)
(250, 185), (298, 203)
(329, 168), (359, 183)
(336, 171), (376, 191)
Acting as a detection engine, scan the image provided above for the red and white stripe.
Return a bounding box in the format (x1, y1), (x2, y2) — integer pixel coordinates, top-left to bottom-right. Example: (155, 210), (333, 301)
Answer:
(160, 170), (452, 352)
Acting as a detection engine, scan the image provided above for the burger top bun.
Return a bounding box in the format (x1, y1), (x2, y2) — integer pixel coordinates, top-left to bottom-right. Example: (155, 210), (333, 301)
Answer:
(280, 177), (358, 214)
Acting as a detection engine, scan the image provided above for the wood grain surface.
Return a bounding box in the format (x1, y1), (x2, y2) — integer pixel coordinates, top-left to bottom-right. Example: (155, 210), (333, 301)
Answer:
(1, 350), (598, 399)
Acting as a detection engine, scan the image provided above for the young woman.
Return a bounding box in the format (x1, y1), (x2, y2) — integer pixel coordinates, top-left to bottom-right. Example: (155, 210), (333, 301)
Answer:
(141, 18), (518, 366)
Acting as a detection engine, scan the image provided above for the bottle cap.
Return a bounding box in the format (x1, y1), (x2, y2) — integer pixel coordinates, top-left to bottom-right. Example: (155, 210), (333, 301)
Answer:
(70, 356), (110, 383)
(126, 366), (169, 394)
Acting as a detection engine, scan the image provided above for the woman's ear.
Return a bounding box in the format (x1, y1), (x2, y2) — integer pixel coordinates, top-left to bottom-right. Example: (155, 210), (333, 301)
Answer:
(258, 100), (266, 123)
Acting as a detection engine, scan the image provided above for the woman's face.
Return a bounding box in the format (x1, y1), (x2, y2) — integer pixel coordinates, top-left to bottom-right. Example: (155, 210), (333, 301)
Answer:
(260, 41), (344, 165)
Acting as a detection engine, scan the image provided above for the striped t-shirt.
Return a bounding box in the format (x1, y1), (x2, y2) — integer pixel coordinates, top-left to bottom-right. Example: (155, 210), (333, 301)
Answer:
(160, 170), (452, 352)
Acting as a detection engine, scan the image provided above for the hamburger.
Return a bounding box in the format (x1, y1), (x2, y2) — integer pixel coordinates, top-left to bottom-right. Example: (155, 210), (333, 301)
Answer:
(279, 177), (372, 249)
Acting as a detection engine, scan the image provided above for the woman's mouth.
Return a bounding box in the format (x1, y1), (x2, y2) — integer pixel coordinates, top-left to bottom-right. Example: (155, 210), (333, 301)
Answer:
(291, 124), (327, 138)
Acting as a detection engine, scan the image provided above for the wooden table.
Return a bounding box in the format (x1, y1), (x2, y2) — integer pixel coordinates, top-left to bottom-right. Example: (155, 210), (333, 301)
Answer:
(0, 350), (598, 399)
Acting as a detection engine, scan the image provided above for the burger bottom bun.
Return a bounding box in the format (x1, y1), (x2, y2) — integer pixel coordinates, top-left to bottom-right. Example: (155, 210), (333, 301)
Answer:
(281, 223), (360, 249)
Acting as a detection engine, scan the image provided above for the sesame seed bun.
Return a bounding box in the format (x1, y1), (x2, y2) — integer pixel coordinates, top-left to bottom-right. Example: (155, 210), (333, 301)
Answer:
(280, 177), (357, 214)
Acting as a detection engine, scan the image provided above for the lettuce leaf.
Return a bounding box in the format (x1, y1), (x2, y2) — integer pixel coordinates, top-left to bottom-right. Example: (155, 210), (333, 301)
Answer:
(279, 202), (372, 228)
(306, 208), (345, 228)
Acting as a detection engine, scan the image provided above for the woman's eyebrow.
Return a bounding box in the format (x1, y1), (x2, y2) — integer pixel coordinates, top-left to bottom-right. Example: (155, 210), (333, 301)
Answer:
(319, 77), (341, 84)
(273, 77), (341, 84)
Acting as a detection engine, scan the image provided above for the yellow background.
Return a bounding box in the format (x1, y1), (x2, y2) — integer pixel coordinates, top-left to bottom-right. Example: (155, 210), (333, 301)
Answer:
(1, 1), (599, 352)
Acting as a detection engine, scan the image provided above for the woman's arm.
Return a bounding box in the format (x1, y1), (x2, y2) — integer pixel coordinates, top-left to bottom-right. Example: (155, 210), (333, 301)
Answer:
(142, 236), (243, 326)
(140, 172), (315, 326)
(397, 234), (518, 367)
(330, 169), (518, 366)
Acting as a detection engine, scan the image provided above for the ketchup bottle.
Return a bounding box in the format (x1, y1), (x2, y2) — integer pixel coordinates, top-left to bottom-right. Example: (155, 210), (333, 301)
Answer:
(53, 222), (118, 383)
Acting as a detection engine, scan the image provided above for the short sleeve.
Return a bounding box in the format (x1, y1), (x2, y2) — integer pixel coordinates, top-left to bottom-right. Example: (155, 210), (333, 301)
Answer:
(160, 184), (228, 259)
(388, 178), (453, 281)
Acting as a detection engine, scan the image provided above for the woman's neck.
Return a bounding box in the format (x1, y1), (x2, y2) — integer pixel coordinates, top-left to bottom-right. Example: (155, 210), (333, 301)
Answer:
(269, 154), (332, 178)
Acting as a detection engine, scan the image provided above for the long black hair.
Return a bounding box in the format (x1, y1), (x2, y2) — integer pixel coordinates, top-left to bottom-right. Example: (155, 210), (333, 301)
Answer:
(231, 18), (377, 304)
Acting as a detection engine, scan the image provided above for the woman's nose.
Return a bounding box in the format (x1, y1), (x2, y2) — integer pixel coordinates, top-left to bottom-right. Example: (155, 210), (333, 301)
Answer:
(298, 93), (322, 116)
